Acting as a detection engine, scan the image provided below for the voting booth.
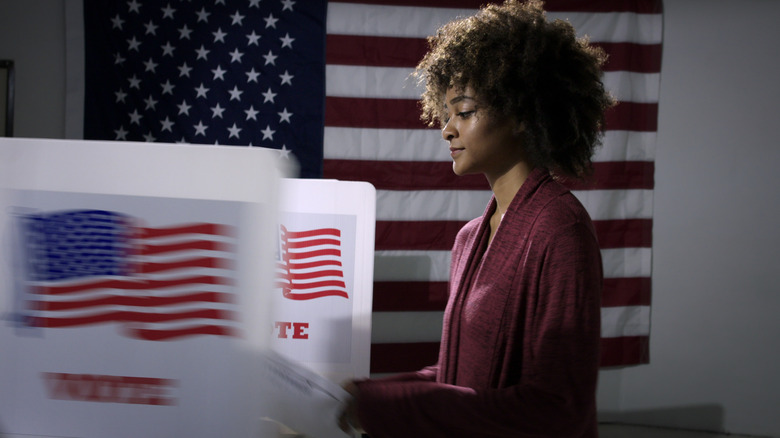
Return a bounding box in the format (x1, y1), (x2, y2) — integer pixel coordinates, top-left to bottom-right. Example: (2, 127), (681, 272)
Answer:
(0, 138), (375, 438)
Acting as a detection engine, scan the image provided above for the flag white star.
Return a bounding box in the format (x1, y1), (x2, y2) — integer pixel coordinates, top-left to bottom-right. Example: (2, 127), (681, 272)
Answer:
(281, 0), (295, 11)
(246, 68), (260, 83)
(178, 100), (192, 115)
(211, 103), (226, 118)
(194, 121), (208, 136)
(195, 83), (209, 98)
(280, 33), (295, 49)
(245, 106), (259, 121)
(129, 110), (143, 125)
(128, 75), (141, 89)
(195, 45), (210, 60)
(127, 36), (141, 51)
(111, 14), (124, 30)
(279, 145), (292, 159)
(128, 0), (141, 14)
(263, 50), (277, 66)
(247, 31), (261, 46)
(143, 132), (156, 142)
(161, 117), (174, 132)
(227, 123), (242, 139)
(262, 88), (277, 103)
(143, 58), (158, 73)
(249, 0), (261, 7)
(229, 48), (244, 63)
(144, 20), (158, 35)
(178, 62), (192, 77)
(230, 11), (245, 26)
(228, 85), (243, 101)
(279, 70), (294, 86)
(114, 126), (128, 140)
(264, 13), (278, 29)
(114, 53), (126, 65)
(278, 108), (292, 123)
(178, 24), (192, 40)
(161, 80), (175, 94)
(212, 65), (227, 80)
(161, 4), (176, 19)
(144, 95), (158, 110)
(115, 89), (127, 103)
(261, 125), (275, 140)
(213, 28), (227, 43)
(161, 41), (175, 57)
(196, 8), (210, 22)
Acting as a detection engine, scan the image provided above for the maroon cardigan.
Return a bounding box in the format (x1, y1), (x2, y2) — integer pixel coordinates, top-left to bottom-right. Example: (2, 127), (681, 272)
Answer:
(355, 168), (603, 437)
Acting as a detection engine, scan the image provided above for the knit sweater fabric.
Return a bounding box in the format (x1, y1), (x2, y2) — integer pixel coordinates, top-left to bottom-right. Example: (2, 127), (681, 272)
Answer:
(355, 168), (603, 437)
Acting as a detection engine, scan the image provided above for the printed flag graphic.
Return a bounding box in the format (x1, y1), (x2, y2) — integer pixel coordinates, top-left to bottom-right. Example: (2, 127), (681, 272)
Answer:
(275, 226), (348, 301)
(73, 0), (662, 370)
(19, 209), (238, 341)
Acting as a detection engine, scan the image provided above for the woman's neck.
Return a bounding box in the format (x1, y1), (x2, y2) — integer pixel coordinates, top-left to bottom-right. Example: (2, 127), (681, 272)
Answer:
(487, 160), (534, 218)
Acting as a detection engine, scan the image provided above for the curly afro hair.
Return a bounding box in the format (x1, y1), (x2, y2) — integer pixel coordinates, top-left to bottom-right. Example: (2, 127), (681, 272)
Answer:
(414, 0), (615, 179)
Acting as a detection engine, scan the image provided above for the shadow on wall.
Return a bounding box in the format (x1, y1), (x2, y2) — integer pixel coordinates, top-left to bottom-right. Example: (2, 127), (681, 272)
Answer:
(599, 404), (725, 435)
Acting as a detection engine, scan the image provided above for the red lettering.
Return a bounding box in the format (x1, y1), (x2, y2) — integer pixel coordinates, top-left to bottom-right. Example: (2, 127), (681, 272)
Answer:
(292, 322), (309, 339)
(41, 373), (177, 406)
(274, 321), (293, 338)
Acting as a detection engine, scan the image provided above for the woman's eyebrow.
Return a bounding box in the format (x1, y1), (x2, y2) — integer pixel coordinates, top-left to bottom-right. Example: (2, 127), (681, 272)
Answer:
(444, 95), (476, 109)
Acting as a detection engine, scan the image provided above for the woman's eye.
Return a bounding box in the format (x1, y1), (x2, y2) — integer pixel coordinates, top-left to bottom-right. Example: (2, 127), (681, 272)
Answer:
(458, 111), (475, 119)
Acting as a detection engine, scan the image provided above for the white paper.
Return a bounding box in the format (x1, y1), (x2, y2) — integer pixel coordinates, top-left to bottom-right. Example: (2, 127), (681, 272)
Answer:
(260, 350), (353, 438)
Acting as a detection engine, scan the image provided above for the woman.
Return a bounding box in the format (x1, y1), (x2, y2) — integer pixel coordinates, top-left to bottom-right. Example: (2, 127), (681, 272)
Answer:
(340, 1), (614, 436)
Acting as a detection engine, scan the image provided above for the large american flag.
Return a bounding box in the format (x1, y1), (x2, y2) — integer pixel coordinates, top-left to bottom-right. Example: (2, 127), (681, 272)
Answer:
(75, 0), (662, 371)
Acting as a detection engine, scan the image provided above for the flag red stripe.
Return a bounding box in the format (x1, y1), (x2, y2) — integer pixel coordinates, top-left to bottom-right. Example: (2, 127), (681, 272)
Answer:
(327, 34), (661, 73)
(373, 281), (449, 312)
(129, 324), (236, 341)
(285, 280), (347, 290)
(602, 277), (651, 307)
(284, 270), (344, 280)
(325, 97), (657, 131)
(35, 275), (231, 295)
(323, 159), (653, 191)
(138, 256), (228, 273)
(283, 290), (350, 300)
(139, 223), (230, 238)
(332, 0), (662, 14)
(32, 291), (232, 311)
(288, 259), (343, 269)
(374, 218), (652, 251)
(369, 335), (650, 374)
(599, 336), (650, 366)
(372, 277), (650, 312)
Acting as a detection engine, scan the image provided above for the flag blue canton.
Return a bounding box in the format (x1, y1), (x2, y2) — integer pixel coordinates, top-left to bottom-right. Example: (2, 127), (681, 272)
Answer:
(22, 210), (131, 282)
(83, 0), (326, 178)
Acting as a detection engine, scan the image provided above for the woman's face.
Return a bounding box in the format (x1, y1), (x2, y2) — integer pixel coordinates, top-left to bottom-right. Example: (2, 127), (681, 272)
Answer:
(441, 86), (524, 178)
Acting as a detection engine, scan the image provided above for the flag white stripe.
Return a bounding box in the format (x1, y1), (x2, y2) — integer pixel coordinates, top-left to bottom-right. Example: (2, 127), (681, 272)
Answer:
(325, 128), (656, 162)
(327, 3), (662, 44)
(376, 189), (653, 222)
(374, 247), (651, 282)
(326, 65), (660, 104)
(371, 306), (650, 343)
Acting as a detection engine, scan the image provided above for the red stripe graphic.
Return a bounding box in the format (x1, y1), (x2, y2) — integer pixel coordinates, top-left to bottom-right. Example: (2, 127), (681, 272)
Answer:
(277, 226), (349, 300)
(129, 324), (237, 341)
(34, 275), (231, 295)
(33, 308), (234, 328)
(31, 291), (233, 312)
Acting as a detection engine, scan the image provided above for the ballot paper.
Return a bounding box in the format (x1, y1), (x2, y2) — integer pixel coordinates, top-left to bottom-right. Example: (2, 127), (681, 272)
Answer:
(260, 350), (353, 438)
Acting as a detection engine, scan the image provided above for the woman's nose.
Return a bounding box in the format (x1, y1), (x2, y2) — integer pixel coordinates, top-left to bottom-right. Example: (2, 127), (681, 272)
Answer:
(441, 120), (455, 141)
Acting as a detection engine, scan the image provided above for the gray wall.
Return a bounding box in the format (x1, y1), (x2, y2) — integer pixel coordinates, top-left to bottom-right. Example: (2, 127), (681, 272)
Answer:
(1, 1), (779, 436)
